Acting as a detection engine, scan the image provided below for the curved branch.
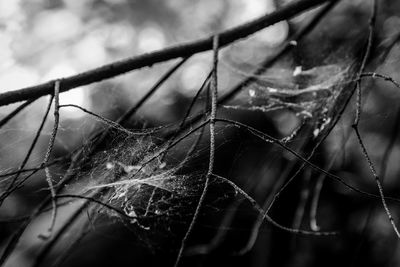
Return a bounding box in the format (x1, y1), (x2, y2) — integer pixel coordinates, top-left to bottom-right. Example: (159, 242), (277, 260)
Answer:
(0, 0), (334, 107)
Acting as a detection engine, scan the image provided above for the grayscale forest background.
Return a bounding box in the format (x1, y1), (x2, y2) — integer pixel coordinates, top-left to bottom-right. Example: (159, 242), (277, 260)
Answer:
(0, 0), (400, 266)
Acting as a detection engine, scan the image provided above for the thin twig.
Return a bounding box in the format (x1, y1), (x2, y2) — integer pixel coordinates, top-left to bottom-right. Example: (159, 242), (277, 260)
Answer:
(40, 80), (61, 239)
(353, 127), (400, 237)
(2, 167), (43, 201)
(174, 35), (220, 267)
(215, 118), (400, 203)
(351, 106), (400, 264)
(353, 0), (376, 127)
(118, 57), (189, 125)
(213, 173), (338, 235)
(59, 104), (143, 136)
(176, 90), (210, 170)
(351, 0), (400, 238)
(360, 72), (400, 89)
(162, 71), (211, 160)
(0, 98), (38, 128)
(238, 158), (302, 255)
(0, 96), (53, 204)
(186, 142), (264, 256)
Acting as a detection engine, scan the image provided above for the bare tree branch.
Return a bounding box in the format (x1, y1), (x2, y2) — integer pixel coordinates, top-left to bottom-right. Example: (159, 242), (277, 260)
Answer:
(0, 0), (334, 107)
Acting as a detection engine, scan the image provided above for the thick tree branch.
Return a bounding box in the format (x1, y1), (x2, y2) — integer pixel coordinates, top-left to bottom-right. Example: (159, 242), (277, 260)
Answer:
(0, 0), (334, 107)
